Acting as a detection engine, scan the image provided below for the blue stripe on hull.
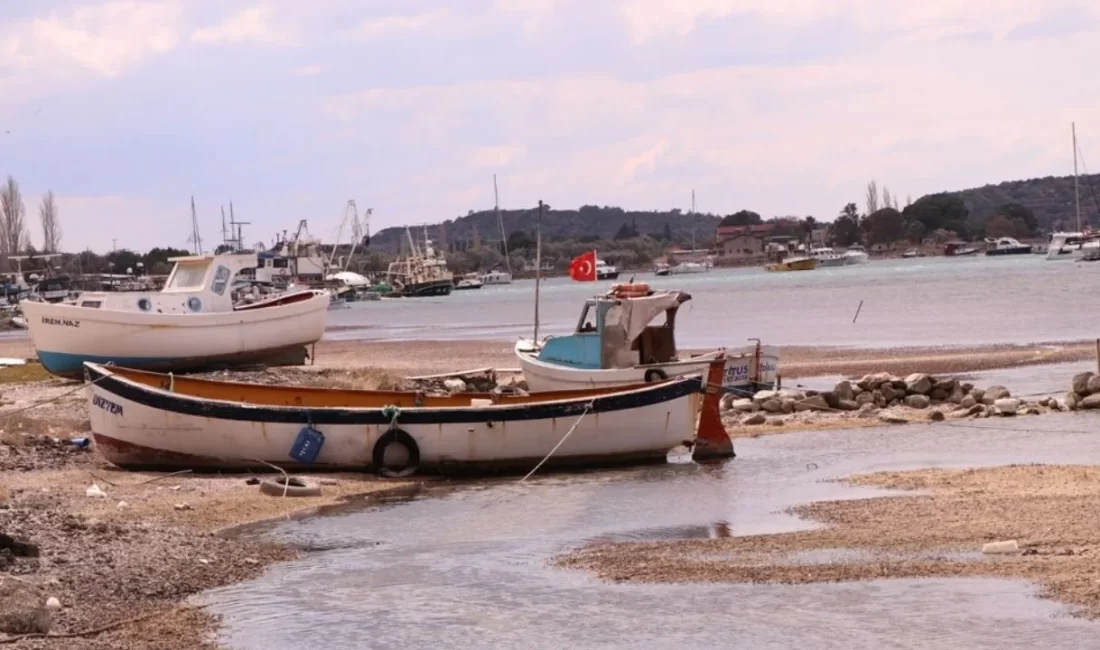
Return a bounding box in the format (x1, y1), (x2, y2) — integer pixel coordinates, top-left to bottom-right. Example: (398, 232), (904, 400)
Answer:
(37, 351), (179, 377)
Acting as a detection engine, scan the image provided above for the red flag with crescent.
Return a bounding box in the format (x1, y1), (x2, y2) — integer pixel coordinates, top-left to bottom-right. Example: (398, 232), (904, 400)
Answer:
(569, 250), (597, 282)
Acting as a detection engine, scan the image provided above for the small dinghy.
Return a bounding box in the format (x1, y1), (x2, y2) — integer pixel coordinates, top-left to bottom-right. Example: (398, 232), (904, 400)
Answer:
(83, 358), (731, 476)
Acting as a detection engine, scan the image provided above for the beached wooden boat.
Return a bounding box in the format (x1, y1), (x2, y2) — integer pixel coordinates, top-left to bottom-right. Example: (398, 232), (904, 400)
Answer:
(21, 253), (329, 378)
(515, 285), (779, 393)
(83, 358), (732, 475)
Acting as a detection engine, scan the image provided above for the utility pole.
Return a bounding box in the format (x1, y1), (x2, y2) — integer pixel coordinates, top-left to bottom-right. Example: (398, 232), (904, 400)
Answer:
(111, 238), (117, 252)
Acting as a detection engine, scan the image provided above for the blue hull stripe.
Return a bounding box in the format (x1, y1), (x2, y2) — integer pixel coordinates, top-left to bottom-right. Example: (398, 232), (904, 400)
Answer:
(38, 351), (178, 377)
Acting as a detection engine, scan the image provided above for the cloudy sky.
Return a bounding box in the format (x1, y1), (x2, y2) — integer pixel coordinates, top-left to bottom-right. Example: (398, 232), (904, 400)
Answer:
(2, 1), (1098, 253)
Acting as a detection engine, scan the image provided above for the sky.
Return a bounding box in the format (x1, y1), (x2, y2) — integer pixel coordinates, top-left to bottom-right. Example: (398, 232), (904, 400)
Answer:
(2, 0), (1099, 253)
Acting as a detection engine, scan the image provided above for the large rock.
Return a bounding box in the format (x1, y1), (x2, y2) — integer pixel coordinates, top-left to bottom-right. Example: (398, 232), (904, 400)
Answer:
(982, 386), (1010, 405)
(970, 387), (985, 403)
(1078, 394), (1100, 410)
(0, 580), (51, 634)
(880, 383), (899, 402)
(1087, 376), (1100, 395)
(873, 390), (887, 408)
(904, 373), (933, 395)
(795, 395), (830, 412)
(929, 409), (945, 421)
(443, 378), (467, 393)
(761, 399), (784, 414)
(778, 389), (805, 401)
(933, 378), (958, 393)
(929, 389), (948, 402)
(742, 413), (767, 425)
(1065, 390), (1080, 411)
(855, 392), (875, 406)
(904, 394), (931, 409)
(947, 387), (966, 404)
(781, 399), (796, 414)
(994, 397), (1021, 414)
(753, 390), (778, 403)
(820, 391), (841, 409)
(960, 395), (977, 409)
(834, 380), (855, 402)
(857, 372), (893, 391)
(1072, 372), (1096, 396)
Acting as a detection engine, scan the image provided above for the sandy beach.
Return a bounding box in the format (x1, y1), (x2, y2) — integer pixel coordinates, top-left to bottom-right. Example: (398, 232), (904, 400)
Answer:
(0, 335), (1097, 647)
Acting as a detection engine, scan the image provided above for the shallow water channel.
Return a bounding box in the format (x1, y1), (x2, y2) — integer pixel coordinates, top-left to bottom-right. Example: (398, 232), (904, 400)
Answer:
(203, 411), (1100, 649)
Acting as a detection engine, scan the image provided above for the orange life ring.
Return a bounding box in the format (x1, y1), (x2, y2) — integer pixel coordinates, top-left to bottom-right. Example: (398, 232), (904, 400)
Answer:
(610, 282), (650, 298)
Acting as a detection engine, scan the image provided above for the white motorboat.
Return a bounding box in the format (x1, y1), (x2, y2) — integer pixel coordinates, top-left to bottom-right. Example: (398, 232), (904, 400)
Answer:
(21, 252), (329, 378)
(808, 247), (848, 268)
(480, 269), (512, 285)
(595, 259), (620, 280)
(984, 237), (1032, 256)
(454, 272), (485, 290)
(843, 244), (870, 264)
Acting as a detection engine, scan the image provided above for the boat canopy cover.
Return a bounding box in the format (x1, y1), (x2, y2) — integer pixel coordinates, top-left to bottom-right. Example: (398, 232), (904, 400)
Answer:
(602, 290), (690, 367)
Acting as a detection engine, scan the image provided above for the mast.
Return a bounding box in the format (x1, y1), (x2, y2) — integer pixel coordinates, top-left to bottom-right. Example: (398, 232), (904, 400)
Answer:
(190, 196), (203, 255)
(533, 200), (543, 342)
(691, 189), (696, 252)
(495, 175), (512, 276)
(1074, 122), (1081, 232)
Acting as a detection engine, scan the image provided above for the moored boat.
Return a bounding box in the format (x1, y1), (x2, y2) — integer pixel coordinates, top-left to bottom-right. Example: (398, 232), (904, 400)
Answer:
(83, 358), (731, 475)
(515, 284), (779, 393)
(765, 256), (816, 272)
(808, 247), (847, 268)
(984, 236), (1032, 256)
(454, 272), (485, 290)
(944, 241), (980, 256)
(21, 253), (329, 379)
(843, 244), (870, 264)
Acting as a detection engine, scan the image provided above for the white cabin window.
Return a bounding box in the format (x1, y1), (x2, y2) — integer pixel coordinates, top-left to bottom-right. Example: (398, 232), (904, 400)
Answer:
(167, 265), (207, 290)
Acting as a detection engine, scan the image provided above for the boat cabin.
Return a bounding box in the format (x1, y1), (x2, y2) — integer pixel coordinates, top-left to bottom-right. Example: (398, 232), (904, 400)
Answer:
(537, 288), (690, 370)
(62, 253), (261, 314)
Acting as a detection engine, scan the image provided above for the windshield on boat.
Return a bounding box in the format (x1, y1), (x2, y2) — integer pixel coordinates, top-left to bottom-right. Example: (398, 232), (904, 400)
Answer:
(166, 263), (209, 291)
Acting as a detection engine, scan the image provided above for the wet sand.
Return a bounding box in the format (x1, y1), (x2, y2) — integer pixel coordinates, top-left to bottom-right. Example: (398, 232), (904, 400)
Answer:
(558, 464), (1100, 619)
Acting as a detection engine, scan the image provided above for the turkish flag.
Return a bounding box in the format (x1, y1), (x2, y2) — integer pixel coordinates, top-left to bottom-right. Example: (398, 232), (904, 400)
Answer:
(569, 250), (597, 282)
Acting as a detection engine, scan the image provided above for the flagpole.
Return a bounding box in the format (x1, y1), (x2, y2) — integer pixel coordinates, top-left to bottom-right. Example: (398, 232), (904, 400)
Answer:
(533, 200), (543, 343)
(593, 247), (598, 282)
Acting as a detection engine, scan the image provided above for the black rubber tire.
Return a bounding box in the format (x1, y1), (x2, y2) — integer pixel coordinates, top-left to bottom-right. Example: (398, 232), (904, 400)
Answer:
(259, 477), (322, 497)
(373, 428), (421, 479)
(644, 368), (668, 383)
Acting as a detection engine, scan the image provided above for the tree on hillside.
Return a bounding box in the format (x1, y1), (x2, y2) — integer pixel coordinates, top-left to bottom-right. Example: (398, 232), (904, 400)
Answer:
(105, 249), (142, 274)
(0, 176), (29, 261)
(802, 216), (817, 237)
(984, 214), (1016, 239)
(903, 194), (969, 239)
(506, 230), (535, 251)
(996, 202), (1037, 235)
(904, 220), (925, 243)
(862, 207), (904, 245)
(39, 190), (61, 253)
(718, 210), (762, 226)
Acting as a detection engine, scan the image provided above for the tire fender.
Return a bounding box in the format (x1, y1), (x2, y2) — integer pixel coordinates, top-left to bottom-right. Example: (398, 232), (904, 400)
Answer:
(644, 368), (669, 383)
(373, 428), (421, 478)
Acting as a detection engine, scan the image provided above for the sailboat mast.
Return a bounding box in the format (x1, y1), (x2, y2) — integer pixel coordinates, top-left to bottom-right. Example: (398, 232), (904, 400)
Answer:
(1074, 122), (1081, 232)
(691, 189), (696, 251)
(533, 200), (543, 342)
(495, 175), (512, 276)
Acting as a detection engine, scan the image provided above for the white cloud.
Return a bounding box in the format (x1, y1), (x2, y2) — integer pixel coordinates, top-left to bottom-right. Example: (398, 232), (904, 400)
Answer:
(0, 1), (183, 77)
(192, 6), (299, 46)
(358, 9), (451, 38)
(469, 144), (526, 167)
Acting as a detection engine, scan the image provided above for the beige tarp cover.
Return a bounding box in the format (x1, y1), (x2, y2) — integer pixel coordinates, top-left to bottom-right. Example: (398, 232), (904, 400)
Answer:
(601, 291), (688, 368)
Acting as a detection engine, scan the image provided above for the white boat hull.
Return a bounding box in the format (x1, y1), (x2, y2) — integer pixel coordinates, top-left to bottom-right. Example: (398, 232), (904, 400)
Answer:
(516, 341), (780, 393)
(844, 252), (869, 264)
(84, 363), (705, 473)
(22, 291), (329, 378)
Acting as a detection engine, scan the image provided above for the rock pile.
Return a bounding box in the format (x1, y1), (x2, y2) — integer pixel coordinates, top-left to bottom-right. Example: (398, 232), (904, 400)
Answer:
(1064, 371), (1100, 410)
(723, 371), (1054, 425)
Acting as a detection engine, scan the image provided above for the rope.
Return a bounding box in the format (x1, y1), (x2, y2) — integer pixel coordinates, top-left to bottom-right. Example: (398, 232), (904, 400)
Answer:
(478, 401), (594, 510)
(381, 404), (401, 428)
(0, 372), (110, 422)
(0, 605), (198, 644)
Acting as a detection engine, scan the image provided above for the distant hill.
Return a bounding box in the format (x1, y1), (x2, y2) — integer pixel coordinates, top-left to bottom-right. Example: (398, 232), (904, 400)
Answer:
(952, 173), (1100, 232)
(369, 205), (721, 253)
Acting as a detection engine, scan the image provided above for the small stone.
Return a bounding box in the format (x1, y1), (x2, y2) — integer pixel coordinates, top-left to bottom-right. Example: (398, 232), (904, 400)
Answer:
(45, 597), (61, 610)
(780, 399), (796, 414)
(174, 503), (193, 511)
(857, 406), (879, 419)
(834, 380), (855, 401)
(966, 404), (985, 417)
(960, 382), (974, 393)
(116, 500), (129, 510)
(243, 557), (261, 566)
(836, 399), (859, 411)
(743, 413), (767, 426)
(878, 412), (909, 424)
(855, 392), (875, 405)
(970, 388), (985, 403)
(947, 387), (966, 404)
(1065, 390), (1080, 410)
(443, 378), (467, 393)
(928, 410), (945, 421)
(319, 478), (339, 486)
(904, 394), (931, 409)
(767, 417), (785, 426)
(1037, 396), (1051, 407)
(960, 395), (977, 408)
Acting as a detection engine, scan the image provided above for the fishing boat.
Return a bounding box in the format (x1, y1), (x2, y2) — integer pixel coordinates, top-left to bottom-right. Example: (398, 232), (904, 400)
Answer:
(515, 284), (780, 393)
(595, 259), (620, 280)
(21, 252), (329, 379)
(984, 237), (1032, 256)
(82, 357), (732, 475)
(944, 241), (980, 256)
(480, 269), (512, 285)
(765, 256), (816, 272)
(384, 226), (454, 297)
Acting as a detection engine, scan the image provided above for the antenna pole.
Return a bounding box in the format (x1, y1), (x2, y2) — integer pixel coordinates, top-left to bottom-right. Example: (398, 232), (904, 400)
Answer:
(1074, 122), (1081, 232)
(691, 188), (696, 252)
(495, 174), (512, 276)
(533, 200), (543, 343)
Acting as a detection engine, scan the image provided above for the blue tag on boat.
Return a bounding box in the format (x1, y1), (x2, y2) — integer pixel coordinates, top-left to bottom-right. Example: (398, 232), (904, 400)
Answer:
(289, 426), (325, 464)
